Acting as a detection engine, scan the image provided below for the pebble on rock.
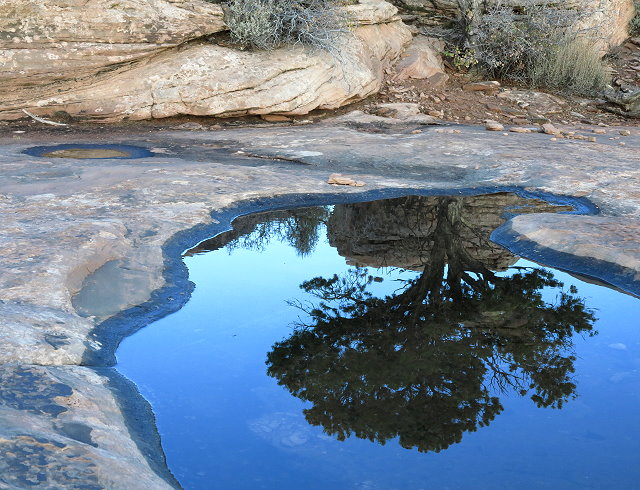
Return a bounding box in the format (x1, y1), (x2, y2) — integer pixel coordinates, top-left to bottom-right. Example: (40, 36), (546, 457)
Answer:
(261, 115), (291, 122)
(463, 81), (501, 92)
(541, 123), (560, 135)
(485, 120), (504, 131)
(327, 173), (365, 187)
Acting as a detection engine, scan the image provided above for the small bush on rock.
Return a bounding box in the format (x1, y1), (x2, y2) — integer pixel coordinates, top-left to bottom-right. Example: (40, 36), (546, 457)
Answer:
(222, 0), (349, 51)
(456, 0), (610, 95)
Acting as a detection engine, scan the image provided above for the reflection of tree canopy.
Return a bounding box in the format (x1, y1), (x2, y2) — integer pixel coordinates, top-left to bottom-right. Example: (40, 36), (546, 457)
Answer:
(186, 207), (330, 257)
(226, 207), (330, 256)
(267, 198), (596, 453)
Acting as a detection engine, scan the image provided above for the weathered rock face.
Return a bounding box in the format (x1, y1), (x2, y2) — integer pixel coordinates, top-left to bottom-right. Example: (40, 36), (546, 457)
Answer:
(392, 35), (448, 85)
(0, 0), (412, 121)
(399, 0), (635, 50)
(0, 0), (226, 90)
(578, 0), (637, 48)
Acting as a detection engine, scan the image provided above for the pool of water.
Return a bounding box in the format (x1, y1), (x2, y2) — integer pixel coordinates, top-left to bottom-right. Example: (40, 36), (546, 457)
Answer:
(23, 143), (154, 159)
(116, 194), (640, 489)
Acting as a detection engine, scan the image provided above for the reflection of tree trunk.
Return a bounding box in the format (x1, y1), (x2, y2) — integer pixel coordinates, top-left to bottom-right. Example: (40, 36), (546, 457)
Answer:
(397, 198), (497, 313)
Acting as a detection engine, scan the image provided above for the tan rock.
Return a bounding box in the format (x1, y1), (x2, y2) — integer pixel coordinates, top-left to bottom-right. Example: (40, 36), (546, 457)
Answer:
(407, 114), (440, 125)
(335, 110), (394, 125)
(510, 127), (532, 133)
(370, 102), (420, 118)
(485, 120), (504, 131)
(0, 0), (225, 92)
(336, 109), (437, 126)
(575, 0), (636, 50)
(327, 173), (366, 186)
(542, 123), (560, 135)
(261, 115), (292, 122)
(463, 81), (501, 92)
(498, 90), (567, 114)
(0, 0), (412, 121)
(393, 35), (449, 87)
(345, 0), (401, 24)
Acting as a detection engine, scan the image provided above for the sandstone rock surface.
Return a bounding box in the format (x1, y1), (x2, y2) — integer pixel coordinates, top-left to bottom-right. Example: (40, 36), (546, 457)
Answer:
(336, 107), (438, 126)
(0, 0), (412, 121)
(485, 120), (504, 131)
(497, 89), (568, 115)
(399, 0), (635, 50)
(0, 364), (174, 489)
(0, 0), (226, 90)
(463, 81), (501, 92)
(393, 35), (448, 85)
(508, 214), (640, 281)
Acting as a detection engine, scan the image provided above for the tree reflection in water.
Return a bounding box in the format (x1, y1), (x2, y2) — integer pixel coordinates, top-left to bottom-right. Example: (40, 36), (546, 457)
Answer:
(186, 207), (330, 257)
(266, 196), (596, 453)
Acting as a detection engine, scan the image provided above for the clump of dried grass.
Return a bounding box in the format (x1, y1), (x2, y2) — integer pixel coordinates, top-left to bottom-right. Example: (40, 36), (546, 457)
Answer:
(529, 37), (610, 94)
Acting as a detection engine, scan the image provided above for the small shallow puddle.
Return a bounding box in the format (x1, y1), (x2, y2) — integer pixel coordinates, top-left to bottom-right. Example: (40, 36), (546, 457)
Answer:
(23, 143), (154, 159)
(116, 193), (640, 489)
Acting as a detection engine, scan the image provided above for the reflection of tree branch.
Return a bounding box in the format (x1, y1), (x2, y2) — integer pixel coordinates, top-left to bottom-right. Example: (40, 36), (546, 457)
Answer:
(268, 195), (596, 454)
(483, 353), (527, 394)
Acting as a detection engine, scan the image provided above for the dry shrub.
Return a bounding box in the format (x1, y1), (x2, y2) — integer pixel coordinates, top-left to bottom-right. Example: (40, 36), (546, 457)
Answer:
(530, 37), (610, 94)
(468, 0), (610, 94)
(223, 0), (349, 51)
(631, 0), (640, 35)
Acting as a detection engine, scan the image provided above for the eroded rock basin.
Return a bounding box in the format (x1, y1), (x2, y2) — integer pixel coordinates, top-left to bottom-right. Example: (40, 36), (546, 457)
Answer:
(1, 123), (640, 488)
(116, 194), (640, 489)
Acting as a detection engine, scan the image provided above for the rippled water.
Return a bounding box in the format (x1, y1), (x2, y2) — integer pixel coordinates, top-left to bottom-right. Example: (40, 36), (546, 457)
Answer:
(116, 194), (640, 489)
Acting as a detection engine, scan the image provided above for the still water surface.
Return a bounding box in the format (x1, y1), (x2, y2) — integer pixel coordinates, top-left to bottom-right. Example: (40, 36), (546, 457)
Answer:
(117, 195), (640, 489)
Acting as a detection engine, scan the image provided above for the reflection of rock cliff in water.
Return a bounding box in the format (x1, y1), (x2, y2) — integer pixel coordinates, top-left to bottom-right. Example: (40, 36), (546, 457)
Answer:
(327, 193), (570, 271)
